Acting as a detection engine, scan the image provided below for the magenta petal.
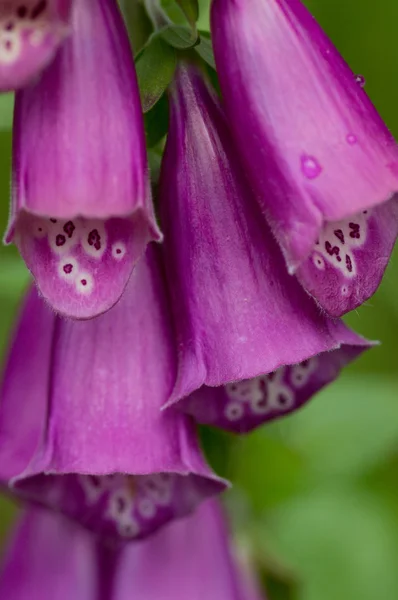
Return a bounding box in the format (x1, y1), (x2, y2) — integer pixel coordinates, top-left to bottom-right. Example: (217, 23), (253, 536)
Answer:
(211, 0), (398, 316)
(0, 508), (97, 600)
(1, 501), (264, 600)
(15, 213), (154, 319)
(8, 0), (161, 319)
(159, 65), (372, 432)
(0, 249), (226, 543)
(295, 200), (398, 316)
(112, 500), (264, 600)
(0, 0), (72, 91)
(181, 339), (367, 433)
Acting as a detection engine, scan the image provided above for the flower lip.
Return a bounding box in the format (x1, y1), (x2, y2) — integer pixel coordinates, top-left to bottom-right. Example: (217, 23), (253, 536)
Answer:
(159, 63), (373, 431)
(0, 249), (227, 542)
(211, 0), (398, 315)
(0, 0), (73, 91)
(8, 0), (161, 319)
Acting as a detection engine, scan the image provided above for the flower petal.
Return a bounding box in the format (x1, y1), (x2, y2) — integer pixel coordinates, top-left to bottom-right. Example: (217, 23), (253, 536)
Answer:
(8, 0), (161, 319)
(159, 64), (372, 432)
(0, 248), (226, 542)
(211, 0), (398, 315)
(0, 507), (97, 600)
(0, 0), (72, 91)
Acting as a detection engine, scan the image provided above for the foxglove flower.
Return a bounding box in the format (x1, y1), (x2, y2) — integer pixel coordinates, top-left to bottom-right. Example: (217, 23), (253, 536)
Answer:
(0, 501), (264, 599)
(0, 1), (72, 91)
(112, 499), (265, 600)
(211, 0), (398, 317)
(0, 248), (226, 542)
(7, 0), (160, 319)
(159, 64), (372, 434)
(0, 508), (97, 600)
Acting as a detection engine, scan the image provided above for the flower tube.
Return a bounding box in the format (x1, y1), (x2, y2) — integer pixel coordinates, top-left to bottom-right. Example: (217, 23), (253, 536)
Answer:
(211, 0), (398, 316)
(8, 0), (160, 319)
(159, 64), (372, 433)
(0, 248), (225, 542)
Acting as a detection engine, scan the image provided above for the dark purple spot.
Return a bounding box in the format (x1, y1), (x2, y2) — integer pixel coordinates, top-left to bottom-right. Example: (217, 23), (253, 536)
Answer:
(38, 227), (42, 232)
(50, 218), (57, 223)
(4, 40), (12, 51)
(300, 360), (309, 368)
(363, 210), (368, 215)
(334, 229), (345, 244)
(278, 393), (291, 408)
(81, 279), (87, 286)
(88, 229), (101, 251)
(267, 372), (277, 382)
(31, 0), (47, 19)
(63, 263), (73, 274)
(116, 497), (126, 512)
(16, 5), (28, 18)
(146, 481), (157, 492)
(4, 21), (15, 31)
(56, 234), (66, 247)
(325, 241), (341, 261)
(116, 248), (122, 255)
(89, 476), (101, 488)
(63, 220), (75, 238)
(346, 254), (353, 273)
(349, 222), (360, 239)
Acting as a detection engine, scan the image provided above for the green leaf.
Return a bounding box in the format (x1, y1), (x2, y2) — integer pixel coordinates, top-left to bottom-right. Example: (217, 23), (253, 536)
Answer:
(175, 0), (199, 29)
(229, 431), (305, 513)
(261, 488), (398, 600)
(135, 36), (176, 112)
(278, 376), (398, 480)
(147, 149), (163, 189)
(197, 0), (210, 31)
(160, 24), (198, 48)
(121, 1), (153, 55)
(144, 92), (169, 148)
(0, 94), (13, 130)
(0, 497), (17, 550)
(195, 34), (216, 69)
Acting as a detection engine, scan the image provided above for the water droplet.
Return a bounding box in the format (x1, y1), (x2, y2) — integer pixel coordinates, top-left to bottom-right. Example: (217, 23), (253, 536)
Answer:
(301, 155), (322, 180)
(346, 133), (357, 145)
(354, 74), (365, 88)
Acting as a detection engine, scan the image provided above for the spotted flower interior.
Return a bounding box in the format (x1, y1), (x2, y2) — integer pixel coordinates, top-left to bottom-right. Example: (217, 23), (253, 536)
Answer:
(181, 344), (367, 434)
(15, 213), (140, 318)
(0, 0), (69, 90)
(14, 472), (221, 543)
(298, 196), (398, 316)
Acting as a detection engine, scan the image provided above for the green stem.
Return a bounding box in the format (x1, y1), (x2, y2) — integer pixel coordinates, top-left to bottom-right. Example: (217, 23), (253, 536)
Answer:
(144, 0), (171, 30)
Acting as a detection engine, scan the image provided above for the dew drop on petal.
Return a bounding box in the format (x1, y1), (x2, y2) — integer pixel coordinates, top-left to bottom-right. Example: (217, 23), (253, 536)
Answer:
(346, 134), (357, 145)
(301, 155), (322, 180)
(354, 74), (366, 88)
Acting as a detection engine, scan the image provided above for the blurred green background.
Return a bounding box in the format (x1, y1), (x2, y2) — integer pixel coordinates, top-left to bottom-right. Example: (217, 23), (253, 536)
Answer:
(1, 1), (398, 599)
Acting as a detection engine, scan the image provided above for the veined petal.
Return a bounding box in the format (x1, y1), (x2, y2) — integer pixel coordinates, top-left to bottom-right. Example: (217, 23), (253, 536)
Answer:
(112, 500), (264, 600)
(0, 248), (226, 543)
(7, 0), (161, 319)
(211, 0), (398, 316)
(0, 0), (72, 91)
(159, 64), (372, 433)
(0, 501), (265, 600)
(181, 332), (367, 433)
(0, 508), (97, 600)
